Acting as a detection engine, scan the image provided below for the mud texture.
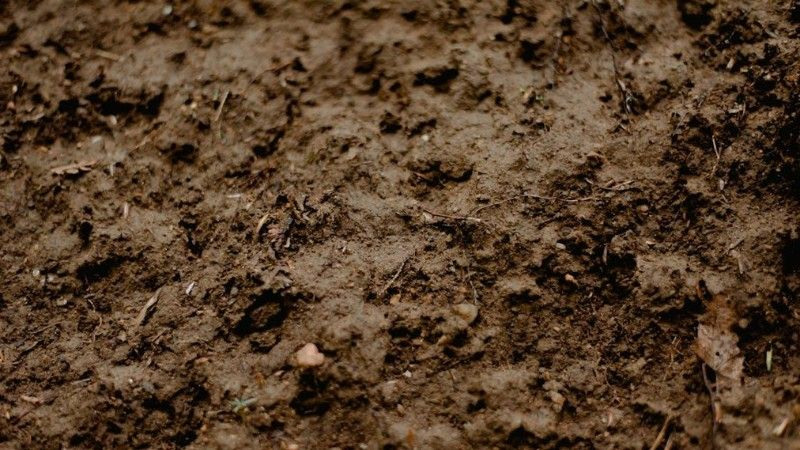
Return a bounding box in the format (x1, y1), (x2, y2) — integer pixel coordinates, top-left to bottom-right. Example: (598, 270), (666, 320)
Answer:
(2, 1), (800, 449)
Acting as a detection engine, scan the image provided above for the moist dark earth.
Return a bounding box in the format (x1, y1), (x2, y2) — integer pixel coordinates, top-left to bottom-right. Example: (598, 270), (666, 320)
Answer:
(2, 0), (800, 448)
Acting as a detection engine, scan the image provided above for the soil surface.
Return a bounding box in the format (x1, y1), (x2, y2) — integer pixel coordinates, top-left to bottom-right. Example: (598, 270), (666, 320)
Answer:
(2, 1), (800, 448)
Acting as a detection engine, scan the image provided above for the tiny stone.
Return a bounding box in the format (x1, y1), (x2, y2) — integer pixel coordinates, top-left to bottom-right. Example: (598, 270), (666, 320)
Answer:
(555, 242), (566, 250)
(452, 303), (478, 324)
(295, 343), (325, 367)
(162, 5), (173, 16)
(56, 298), (68, 307)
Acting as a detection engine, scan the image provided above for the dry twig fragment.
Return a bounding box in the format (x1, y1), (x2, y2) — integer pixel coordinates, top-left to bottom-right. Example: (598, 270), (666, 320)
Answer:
(135, 289), (162, 327)
(50, 160), (97, 176)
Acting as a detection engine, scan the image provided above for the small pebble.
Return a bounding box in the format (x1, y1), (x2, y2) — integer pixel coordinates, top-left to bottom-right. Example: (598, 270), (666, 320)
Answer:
(295, 343), (325, 367)
(555, 242), (566, 250)
(452, 303), (478, 324)
(162, 4), (173, 16)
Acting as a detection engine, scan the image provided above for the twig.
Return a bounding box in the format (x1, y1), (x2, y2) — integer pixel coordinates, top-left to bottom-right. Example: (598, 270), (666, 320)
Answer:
(214, 90), (229, 122)
(663, 434), (675, 450)
(50, 160), (97, 176)
(710, 134), (721, 176)
(727, 237), (744, 253)
(547, 2), (572, 88)
(470, 191), (603, 217)
(465, 270), (479, 303)
(470, 195), (521, 215)
(584, 178), (636, 192)
(378, 257), (409, 297)
(422, 208), (483, 223)
(524, 192), (601, 203)
(32, 321), (64, 335)
(590, 0), (633, 115)
(135, 288), (162, 327)
(649, 415), (673, 450)
(95, 49), (123, 62)
(701, 364), (720, 449)
(12, 340), (40, 365)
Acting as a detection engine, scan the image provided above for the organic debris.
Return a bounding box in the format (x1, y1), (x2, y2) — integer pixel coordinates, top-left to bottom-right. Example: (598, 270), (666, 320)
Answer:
(695, 294), (743, 382)
(135, 289), (162, 327)
(50, 160), (97, 176)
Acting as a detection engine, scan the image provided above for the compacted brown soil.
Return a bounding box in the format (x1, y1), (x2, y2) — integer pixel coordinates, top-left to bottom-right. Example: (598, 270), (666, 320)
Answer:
(3, 0), (800, 448)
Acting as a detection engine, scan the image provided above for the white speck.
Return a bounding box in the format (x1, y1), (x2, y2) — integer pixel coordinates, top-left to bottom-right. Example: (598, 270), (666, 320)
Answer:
(32, 268), (40, 277)
(421, 134), (430, 142)
(185, 281), (196, 295)
(162, 4), (173, 16)
(555, 242), (566, 250)
(403, 370), (412, 378)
